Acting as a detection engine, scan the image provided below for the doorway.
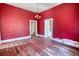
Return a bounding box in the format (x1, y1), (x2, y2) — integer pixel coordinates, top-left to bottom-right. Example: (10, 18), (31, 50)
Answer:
(30, 20), (37, 37)
(44, 18), (53, 38)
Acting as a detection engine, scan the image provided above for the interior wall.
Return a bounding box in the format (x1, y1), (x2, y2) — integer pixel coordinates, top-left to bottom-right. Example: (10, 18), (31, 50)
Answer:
(0, 3), (36, 40)
(0, 3), (79, 42)
(0, 4), (2, 41)
(38, 3), (79, 42)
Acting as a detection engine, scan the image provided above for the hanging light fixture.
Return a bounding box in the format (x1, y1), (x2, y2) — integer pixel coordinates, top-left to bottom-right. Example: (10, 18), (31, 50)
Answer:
(35, 3), (41, 19)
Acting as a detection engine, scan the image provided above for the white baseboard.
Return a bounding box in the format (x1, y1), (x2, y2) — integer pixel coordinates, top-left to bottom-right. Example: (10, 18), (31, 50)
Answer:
(37, 34), (79, 48)
(51, 38), (79, 48)
(1, 34), (79, 48)
(37, 34), (45, 37)
(1, 36), (31, 43)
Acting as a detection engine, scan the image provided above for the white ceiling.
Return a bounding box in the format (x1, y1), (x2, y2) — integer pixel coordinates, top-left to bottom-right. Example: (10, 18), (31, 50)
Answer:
(7, 3), (62, 13)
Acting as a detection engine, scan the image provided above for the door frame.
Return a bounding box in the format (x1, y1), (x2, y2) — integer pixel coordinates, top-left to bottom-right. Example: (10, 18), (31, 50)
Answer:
(30, 20), (37, 36)
(44, 18), (53, 38)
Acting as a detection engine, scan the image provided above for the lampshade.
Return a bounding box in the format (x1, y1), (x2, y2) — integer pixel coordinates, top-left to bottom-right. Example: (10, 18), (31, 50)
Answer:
(35, 14), (41, 19)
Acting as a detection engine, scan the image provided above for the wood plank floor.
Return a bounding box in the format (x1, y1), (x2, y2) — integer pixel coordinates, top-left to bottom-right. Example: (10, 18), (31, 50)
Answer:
(0, 36), (79, 56)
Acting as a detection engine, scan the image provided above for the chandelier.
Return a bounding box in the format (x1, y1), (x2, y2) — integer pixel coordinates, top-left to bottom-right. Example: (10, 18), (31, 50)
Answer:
(34, 3), (41, 19)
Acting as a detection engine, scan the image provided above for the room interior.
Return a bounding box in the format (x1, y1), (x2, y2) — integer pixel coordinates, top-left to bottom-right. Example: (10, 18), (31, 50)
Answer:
(0, 3), (79, 56)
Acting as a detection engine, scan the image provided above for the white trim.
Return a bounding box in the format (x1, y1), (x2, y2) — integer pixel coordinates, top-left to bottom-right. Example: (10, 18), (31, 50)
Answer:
(44, 18), (53, 38)
(7, 3), (62, 13)
(0, 34), (1, 44)
(37, 34), (45, 37)
(39, 3), (62, 13)
(30, 20), (37, 36)
(37, 34), (79, 48)
(51, 38), (79, 48)
(1, 36), (31, 43)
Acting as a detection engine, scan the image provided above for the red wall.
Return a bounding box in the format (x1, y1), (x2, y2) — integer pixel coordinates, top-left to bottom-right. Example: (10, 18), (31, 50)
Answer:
(0, 3), (36, 40)
(0, 3), (79, 42)
(0, 5), (1, 40)
(38, 3), (79, 42)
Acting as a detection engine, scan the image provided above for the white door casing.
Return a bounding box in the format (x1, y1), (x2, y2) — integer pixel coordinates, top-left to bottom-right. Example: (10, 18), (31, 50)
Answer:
(30, 20), (37, 36)
(44, 18), (53, 38)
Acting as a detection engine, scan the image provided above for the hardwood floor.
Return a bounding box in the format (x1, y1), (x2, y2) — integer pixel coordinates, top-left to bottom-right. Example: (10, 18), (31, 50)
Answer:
(0, 36), (79, 56)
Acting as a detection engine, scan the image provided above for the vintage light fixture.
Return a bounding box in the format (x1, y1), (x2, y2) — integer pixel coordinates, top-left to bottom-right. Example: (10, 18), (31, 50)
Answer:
(34, 3), (41, 19)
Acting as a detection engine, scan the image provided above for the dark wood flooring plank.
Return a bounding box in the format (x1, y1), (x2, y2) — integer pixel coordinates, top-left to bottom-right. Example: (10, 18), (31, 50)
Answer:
(0, 37), (79, 56)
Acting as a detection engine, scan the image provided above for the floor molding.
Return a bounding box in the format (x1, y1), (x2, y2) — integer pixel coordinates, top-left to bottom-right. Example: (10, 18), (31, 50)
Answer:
(37, 34), (45, 37)
(1, 36), (31, 43)
(51, 38), (79, 48)
(37, 34), (79, 48)
(1, 34), (79, 48)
